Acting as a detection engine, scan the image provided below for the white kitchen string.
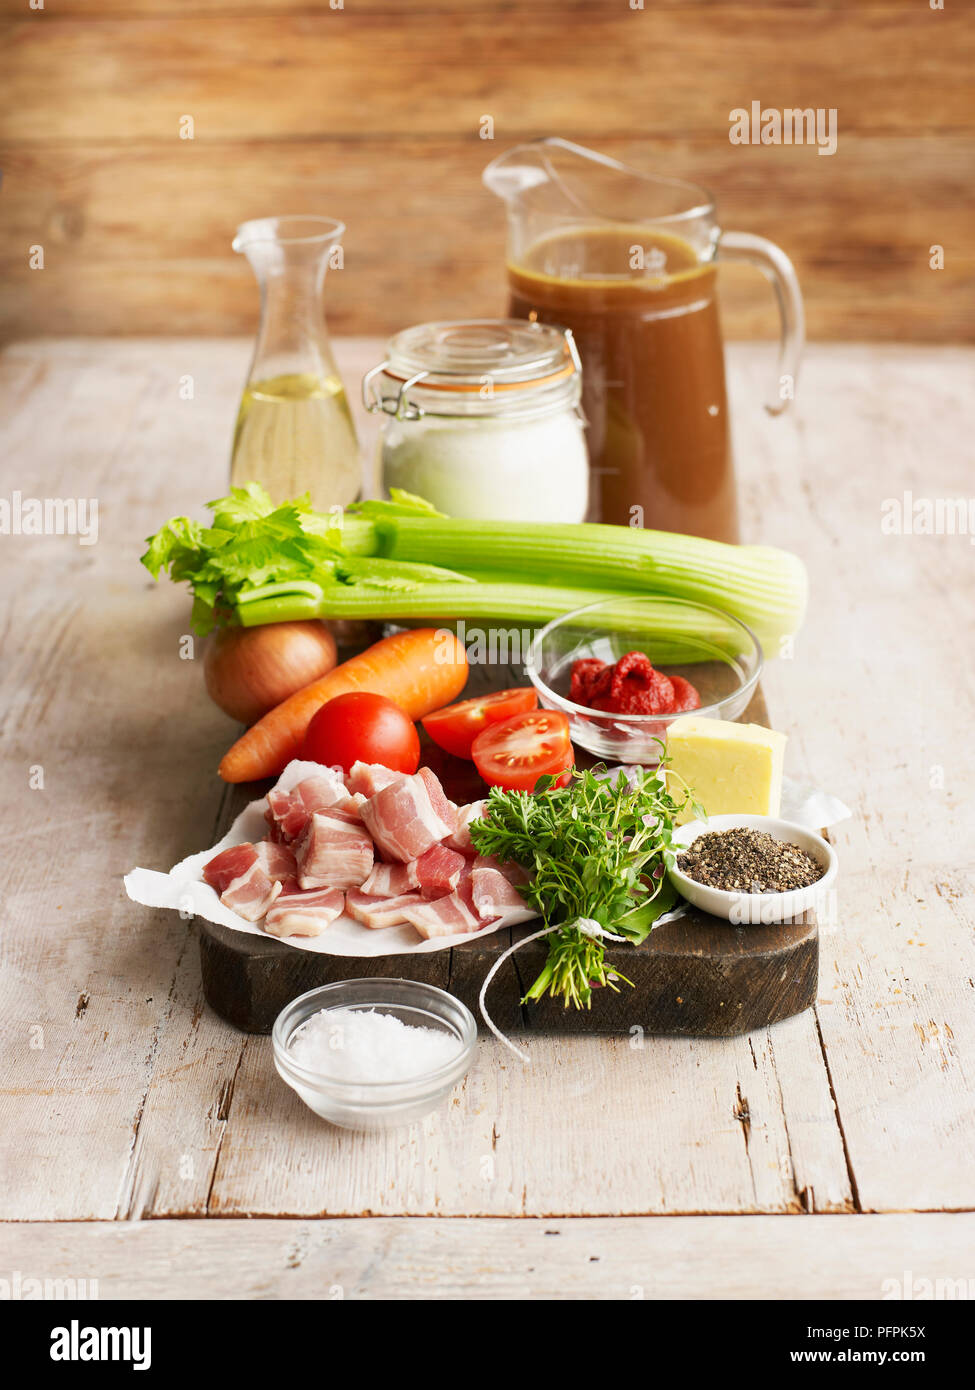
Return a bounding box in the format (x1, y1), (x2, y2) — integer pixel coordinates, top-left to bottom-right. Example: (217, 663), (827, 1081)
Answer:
(478, 918), (629, 1064)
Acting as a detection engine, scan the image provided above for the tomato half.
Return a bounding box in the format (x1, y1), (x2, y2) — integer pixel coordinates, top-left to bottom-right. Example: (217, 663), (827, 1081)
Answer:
(471, 709), (574, 792)
(300, 692), (420, 774)
(422, 687), (538, 761)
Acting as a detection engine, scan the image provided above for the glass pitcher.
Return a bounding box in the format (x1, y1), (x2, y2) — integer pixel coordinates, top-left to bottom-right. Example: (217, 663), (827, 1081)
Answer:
(483, 139), (804, 543)
(231, 216), (361, 511)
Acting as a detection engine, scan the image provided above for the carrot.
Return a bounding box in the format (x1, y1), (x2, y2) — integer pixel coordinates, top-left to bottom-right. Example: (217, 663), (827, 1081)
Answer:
(218, 627), (468, 783)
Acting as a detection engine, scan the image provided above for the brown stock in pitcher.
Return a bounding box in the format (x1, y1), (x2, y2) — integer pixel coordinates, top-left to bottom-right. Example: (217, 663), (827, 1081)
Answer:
(508, 226), (738, 543)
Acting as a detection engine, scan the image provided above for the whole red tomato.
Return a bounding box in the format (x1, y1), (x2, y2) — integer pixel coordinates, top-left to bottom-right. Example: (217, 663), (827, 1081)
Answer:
(300, 692), (420, 774)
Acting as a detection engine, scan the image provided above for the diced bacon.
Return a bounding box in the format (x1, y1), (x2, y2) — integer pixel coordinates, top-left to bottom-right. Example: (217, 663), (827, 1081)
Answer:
(222, 868), (281, 922)
(321, 804), (367, 825)
(265, 771), (357, 844)
(444, 800), (487, 853)
(295, 773), (360, 817)
(347, 761), (405, 797)
(203, 843), (257, 895)
(400, 889), (484, 940)
(471, 866), (532, 919)
(417, 766), (458, 834)
(203, 842), (281, 922)
(345, 888), (426, 929)
(265, 787), (310, 843)
(295, 811), (374, 890)
(253, 840), (297, 883)
(359, 773), (456, 862)
(296, 766), (346, 798)
(264, 885), (345, 938)
(473, 853), (532, 886)
(415, 843), (467, 899)
(360, 860), (421, 897)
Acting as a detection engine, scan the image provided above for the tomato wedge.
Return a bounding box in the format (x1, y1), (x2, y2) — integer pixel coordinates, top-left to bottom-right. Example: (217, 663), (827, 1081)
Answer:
(471, 709), (574, 792)
(422, 687), (538, 761)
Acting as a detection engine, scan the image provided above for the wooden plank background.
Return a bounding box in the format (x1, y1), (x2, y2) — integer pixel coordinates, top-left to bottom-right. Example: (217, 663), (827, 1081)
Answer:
(1, 1), (973, 341)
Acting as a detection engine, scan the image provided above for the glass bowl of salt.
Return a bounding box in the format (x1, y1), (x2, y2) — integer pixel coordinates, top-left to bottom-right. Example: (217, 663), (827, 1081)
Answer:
(272, 978), (478, 1130)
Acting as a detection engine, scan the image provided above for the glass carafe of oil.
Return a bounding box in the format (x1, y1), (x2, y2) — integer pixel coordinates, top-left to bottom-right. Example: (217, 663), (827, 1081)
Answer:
(231, 216), (360, 510)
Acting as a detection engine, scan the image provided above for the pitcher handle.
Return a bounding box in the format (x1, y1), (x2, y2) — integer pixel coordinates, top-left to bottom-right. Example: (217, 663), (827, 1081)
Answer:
(718, 231), (805, 416)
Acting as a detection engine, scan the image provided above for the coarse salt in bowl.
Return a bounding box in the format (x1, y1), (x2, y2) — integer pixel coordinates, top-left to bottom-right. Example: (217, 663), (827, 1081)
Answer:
(272, 978), (478, 1130)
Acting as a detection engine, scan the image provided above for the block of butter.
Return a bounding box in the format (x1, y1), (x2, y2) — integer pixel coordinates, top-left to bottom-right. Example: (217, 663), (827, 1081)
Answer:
(665, 716), (787, 823)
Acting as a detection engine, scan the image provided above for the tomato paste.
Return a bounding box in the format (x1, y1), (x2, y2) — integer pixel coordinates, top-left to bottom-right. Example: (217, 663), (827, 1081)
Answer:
(569, 651), (701, 716)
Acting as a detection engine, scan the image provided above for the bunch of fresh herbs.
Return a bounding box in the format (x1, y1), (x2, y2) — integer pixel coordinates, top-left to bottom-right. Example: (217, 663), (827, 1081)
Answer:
(469, 764), (702, 1009)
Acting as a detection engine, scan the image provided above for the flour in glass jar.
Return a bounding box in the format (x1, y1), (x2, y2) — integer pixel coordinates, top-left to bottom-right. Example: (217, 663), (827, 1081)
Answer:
(288, 1007), (463, 1082)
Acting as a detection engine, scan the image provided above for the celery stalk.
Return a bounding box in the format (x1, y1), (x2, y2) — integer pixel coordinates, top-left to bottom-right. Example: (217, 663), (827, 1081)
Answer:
(236, 582), (616, 628)
(235, 583), (760, 667)
(143, 485), (808, 651)
(344, 516), (807, 650)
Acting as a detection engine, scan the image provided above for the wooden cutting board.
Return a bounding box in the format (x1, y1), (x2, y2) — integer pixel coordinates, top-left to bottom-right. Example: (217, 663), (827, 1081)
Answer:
(198, 671), (819, 1037)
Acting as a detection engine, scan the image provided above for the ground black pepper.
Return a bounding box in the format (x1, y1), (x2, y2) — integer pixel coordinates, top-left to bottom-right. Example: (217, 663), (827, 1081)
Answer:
(677, 828), (825, 894)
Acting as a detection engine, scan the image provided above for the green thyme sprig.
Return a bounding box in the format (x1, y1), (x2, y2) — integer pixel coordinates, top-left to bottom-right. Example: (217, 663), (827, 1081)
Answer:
(470, 761), (702, 1009)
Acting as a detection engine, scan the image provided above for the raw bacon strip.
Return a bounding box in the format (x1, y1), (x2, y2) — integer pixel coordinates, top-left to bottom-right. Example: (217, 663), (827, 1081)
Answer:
(347, 761), (405, 798)
(264, 884), (345, 938)
(471, 866), (534, 922)
(254, 840), (297, 883)
(203, 843), (281, 922)
(473, 853), (532, 886)
(266, 788), (303, 840)
(345, 888), (427, 929)
(264, 805), (286, 844)
(360, 860), (421, 897)
(360, 771), (456, 863)
(203, 843), (258, 895)
(265, 788), (309, 844)
(222, 867), (281, 922)
(415, 843), (467, 899)
(400, 889), (485, 940)
(296, 774), (360, 818)
(295, 811), (374, 890)
(444, 800), (487, 853)
(418, 766), (458, 832)
(266, 772), (359, 845)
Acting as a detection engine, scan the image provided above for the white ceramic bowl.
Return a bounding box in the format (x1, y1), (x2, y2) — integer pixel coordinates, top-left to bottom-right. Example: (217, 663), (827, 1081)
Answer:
(667, 814), (838, 925)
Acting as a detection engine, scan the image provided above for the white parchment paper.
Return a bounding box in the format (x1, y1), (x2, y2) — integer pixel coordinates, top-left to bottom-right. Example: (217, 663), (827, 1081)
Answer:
(123, 763), (851, 955)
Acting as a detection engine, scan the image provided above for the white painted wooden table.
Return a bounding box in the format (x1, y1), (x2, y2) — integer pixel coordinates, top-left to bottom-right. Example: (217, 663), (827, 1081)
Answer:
(1, 338), (973, 1299)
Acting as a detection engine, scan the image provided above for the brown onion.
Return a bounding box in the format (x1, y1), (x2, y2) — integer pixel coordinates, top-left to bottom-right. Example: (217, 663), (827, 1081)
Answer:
(204, 621), (338, 725)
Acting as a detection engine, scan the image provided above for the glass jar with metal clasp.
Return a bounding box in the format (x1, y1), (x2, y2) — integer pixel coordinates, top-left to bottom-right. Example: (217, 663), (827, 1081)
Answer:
(362, 319), (588, 523)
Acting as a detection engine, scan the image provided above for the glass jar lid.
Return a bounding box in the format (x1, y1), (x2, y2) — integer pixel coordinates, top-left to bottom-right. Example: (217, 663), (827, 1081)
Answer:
(363, 319), (582, 421)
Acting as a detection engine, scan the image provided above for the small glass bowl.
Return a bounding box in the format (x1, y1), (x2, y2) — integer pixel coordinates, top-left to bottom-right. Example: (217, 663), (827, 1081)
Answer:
(526, 595), (763, 764)
(272, 979), (477, 1131)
